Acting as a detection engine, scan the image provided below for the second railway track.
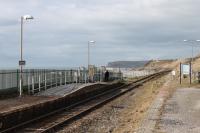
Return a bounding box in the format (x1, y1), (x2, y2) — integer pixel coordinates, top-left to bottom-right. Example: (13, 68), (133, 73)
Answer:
(2, 71), (170, 133)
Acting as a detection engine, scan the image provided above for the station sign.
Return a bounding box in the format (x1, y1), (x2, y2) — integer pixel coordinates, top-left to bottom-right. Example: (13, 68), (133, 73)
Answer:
(19, 60), (26, 66)
(180, 62), (192, 84)
(182, 64), (190, 75)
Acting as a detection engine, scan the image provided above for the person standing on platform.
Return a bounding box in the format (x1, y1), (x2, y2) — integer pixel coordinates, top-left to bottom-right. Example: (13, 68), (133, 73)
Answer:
(105, 70), (109, 82)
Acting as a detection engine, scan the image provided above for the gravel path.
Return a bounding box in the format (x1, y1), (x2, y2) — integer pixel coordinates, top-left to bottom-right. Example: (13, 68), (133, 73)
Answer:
(137, 75), (171, 133)
(157, 88), (200, 133)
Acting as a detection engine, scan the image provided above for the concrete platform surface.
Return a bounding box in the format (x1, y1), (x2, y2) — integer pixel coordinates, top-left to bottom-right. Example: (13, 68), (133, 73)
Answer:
(158, 88), (200, 133)
(37, 83), (90, 96)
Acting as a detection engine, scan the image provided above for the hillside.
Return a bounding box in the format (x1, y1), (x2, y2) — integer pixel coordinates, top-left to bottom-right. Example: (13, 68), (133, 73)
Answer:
(107, 61), (149, 68)
(143, 59), (179, 70)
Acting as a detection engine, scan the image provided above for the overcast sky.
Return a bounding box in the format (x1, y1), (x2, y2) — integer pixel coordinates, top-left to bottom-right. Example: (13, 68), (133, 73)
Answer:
(0, 0), (200, 68)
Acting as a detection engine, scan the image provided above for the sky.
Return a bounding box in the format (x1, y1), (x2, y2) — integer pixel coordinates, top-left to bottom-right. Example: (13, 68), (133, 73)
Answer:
(0, 0), (200, 68)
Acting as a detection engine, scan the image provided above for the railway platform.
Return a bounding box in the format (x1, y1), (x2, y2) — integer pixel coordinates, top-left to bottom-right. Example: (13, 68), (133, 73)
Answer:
(0, 81), (122, 132)
(0, 83), (94, 114)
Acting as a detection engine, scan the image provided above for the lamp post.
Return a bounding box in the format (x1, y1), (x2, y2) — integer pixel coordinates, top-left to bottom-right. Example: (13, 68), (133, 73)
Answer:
(183, 40), (200, 62)
(87, 40), (95, 82)
(19, 15), (34, 97)
(183, 39), (200, 84)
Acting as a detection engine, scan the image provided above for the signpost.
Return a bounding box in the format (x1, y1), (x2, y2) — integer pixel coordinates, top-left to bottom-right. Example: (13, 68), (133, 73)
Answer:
(180, 62), (192, 84)
(19, 60), (26, 66)
(182, 64), (190, 75)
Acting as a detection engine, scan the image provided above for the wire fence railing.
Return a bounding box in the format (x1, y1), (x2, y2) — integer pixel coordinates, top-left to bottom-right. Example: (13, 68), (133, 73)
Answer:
(122, 70), (156, 78)
(0, 68), (123, 95)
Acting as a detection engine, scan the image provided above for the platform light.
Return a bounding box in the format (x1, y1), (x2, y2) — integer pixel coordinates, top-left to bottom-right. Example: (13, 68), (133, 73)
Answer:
(87, 40), (96, 83)
(88, 40), (96, 68)
(19, 15), (34, 97)
(23, 15), (34, 20)
(89, 40), (95, 44)
(183, 40), (200, 42)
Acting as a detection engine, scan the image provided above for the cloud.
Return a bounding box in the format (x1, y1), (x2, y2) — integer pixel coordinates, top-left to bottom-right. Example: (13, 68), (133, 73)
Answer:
(0, 0), (199, 68)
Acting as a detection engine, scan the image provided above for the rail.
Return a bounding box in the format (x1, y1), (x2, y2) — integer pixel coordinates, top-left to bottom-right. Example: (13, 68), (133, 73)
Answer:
(0, 70), (170, 133)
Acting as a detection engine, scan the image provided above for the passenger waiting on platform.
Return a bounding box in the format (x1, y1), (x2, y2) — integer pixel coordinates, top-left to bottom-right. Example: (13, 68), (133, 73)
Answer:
(105, 70), (109, 82)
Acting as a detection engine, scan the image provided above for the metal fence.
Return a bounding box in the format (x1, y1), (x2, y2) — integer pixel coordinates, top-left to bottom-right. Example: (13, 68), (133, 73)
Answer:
(122, 70), (155, 78)
(0, 68), (122, 95)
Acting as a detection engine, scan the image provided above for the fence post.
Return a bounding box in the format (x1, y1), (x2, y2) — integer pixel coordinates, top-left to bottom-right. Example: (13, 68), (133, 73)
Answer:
(39, 74), (41, 92)
(65, 71), (67, 85)
(70, 69), (73, 83)
(10, 71), (13, 90)
(45, 72), (47, 90)
(51, 72), (53, 88)
(32, 75), (34, 94)
(5, 71), (7, 90)
(28, 74), (30, 94)
(75, 71), (78, 84)
(77, 69), (79, 83)
(60, 72), (62, 86)
(85, 69), (87, 84)
(99, 69), (101, 82)
(17, 69), (19, 89)
(19, 73), (22, 96)
(56, 71), (57, 87)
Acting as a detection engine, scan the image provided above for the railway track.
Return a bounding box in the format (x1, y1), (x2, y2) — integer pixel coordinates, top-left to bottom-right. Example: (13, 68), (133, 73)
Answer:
(2, 71), (169, 133)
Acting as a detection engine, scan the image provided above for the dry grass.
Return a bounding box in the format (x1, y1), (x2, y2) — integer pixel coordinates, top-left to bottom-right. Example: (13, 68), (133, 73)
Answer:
(58, 74), (168, 133)
(58, 56), (200, 133)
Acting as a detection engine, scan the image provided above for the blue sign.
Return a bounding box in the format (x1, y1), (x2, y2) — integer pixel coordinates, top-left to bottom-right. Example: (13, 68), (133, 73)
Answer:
(182, 64), (190, 75)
